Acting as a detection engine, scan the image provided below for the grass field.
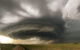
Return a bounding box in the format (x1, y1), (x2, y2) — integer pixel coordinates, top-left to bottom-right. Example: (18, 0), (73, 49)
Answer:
(1, 43), (80, 50)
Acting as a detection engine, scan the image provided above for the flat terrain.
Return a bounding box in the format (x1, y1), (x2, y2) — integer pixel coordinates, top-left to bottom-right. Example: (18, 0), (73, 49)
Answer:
(1, 43), (80, 50)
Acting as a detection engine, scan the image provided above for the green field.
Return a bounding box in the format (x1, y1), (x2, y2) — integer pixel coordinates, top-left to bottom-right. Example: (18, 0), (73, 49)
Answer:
(1, 43), (80, 50)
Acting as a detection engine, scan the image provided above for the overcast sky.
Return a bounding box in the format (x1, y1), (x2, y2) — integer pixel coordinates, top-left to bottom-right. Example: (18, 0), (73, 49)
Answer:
(0, 0), (80, 44)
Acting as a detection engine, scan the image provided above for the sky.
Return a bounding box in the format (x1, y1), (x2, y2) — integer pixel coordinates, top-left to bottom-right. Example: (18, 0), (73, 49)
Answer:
(0, 0), (80, 44)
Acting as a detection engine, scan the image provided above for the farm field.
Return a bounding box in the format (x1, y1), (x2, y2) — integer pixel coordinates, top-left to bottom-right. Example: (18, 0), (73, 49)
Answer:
(1, 43), (80, 50)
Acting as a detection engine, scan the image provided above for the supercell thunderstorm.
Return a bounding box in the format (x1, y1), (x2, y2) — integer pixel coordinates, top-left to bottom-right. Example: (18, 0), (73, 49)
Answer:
(0, 0), (80, 44)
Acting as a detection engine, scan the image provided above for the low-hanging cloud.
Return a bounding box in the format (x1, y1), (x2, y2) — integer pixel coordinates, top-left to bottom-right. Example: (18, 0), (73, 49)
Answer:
(0, 0), (71, 44)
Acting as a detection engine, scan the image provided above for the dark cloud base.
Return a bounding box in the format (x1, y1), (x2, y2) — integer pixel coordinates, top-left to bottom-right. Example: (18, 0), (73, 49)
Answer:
(8, 17), (65, 43)
(0, 0), (66, 43)
(9, 30), (57, 40)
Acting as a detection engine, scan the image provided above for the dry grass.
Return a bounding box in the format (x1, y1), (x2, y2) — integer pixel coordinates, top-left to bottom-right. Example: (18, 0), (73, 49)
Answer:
(1, 43), (80, 50)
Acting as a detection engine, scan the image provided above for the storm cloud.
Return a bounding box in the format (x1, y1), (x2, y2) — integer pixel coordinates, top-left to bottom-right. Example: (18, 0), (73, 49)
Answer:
(0, 0), (68, 44)
(2, 0), (80, 44)
(7, 16), (65, 42)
